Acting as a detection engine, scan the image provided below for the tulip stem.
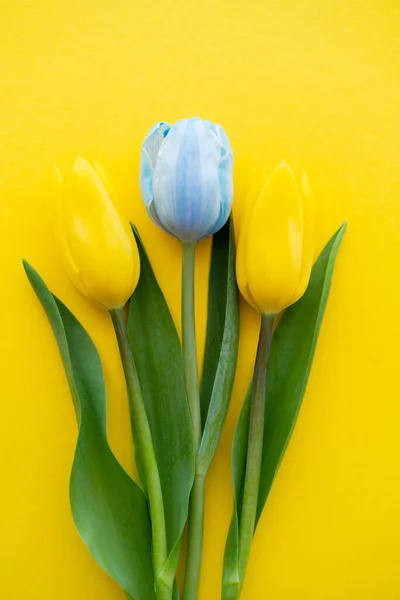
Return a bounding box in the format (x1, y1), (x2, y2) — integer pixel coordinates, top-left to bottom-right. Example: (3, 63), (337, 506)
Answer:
(181, 242), (202, 448)
(110, 308), (170, 600)
(238, 314), (274, 591)
(181, 242), (203, 600)
(184, 473), (205, 599)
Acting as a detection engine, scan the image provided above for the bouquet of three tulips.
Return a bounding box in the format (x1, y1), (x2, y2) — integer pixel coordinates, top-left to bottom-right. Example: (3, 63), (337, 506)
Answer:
(24, 117), (345, 600)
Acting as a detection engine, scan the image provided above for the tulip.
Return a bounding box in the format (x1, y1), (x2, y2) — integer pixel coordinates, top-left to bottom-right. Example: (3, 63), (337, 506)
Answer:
(55, 157), (140, 310)
(233, 163), (314, 596)
(140, 117), (233, 599)
(140, 117), (234, 242)
(236, 161), (314, 315)
(55, 158), (171, 595)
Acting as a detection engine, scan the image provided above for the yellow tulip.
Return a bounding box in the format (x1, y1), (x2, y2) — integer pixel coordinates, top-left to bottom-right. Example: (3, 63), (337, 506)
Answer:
(236, 161), (314, 315)
(56, 157), (140, 309)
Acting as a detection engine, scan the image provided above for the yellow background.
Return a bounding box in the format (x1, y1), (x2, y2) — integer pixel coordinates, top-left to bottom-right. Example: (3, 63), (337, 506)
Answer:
(1, 0), (400, 598)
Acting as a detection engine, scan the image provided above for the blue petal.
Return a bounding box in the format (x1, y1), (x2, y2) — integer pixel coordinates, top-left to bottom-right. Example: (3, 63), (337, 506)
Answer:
(203, 122), (234, 235)
(139, 122), (170, 211)
(140, 118), (234, 242)
(152, 118), (225, 241)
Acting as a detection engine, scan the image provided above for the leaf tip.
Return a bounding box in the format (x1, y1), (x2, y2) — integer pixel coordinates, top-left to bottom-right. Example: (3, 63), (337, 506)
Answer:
(22, 258), (32, 276)
(130, 221), (140, 238)
(336, 220), (347, 243)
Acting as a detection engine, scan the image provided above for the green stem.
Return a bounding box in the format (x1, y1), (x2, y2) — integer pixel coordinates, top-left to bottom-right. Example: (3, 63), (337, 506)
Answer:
(181, 242), (203, 600)
(110, 308), (170, 600)
(183, 473), (205, 599)
(238, 314), (274, 589)
(181, 242), (201, 448)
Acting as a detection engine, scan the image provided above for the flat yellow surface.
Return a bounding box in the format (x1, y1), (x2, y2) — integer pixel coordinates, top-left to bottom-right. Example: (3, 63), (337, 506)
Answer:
(1, 1), (400, 598)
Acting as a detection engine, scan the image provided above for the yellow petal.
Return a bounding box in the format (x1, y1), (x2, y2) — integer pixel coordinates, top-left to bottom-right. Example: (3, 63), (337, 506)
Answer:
(246, 162), (304, 314)
(232, 158), (269, 241)
(92, 160), (110, 189)
(54, 165), (88, 296)
(61, 157), (140, 309)
(236, 164), (270, 310)
(291, 169), (315, 303)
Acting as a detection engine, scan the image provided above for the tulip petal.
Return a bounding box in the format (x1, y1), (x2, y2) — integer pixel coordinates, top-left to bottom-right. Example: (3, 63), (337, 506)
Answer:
(203, 123), (234, 236)
(92, 160), (125, 218)
(140, 122), (171, 214)
(143, 122), (171, 170)
(246, 162), (304, 314)
(62, 157), (139, 309)
(58, 207), (89, 299)
(152, 117), (224, 241)
(236, 165), (270, 311)
(92, 160), (110, 189)
(291, 169), (315, 303)
(147, 201), (175, 236)
(54, 166), (89, 299)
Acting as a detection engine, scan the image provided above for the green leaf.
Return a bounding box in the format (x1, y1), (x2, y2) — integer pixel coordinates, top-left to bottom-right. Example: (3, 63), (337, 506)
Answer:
(127, 227), (196, 587)
(222, 222), (346, 599)
(222, 396), (251, 600)
(197, 218), (239, 477)
(23, 261), (156, 600)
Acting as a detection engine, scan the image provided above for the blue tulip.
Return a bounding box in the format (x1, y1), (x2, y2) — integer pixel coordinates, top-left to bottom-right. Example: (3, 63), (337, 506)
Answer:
(140, 117), (234, 242)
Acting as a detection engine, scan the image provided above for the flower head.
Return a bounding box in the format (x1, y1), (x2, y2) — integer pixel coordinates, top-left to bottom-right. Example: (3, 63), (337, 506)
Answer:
(140, 117), (234, 242)
(57, 157), (140, 309)
(236, 162), (314, 314)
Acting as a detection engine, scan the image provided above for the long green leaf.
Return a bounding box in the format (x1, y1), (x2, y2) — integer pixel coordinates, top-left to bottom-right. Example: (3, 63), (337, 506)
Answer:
(222, 222), (346, 599)
(257, 222), (346, 520)
(127, 227), (195, 586)
(197, 218), (239, 476)
(23, 261), (156, 600)
(222, 396), (251, 600)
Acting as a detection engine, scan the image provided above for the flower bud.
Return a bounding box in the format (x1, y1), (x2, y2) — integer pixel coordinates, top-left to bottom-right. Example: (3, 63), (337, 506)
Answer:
(140, 117), (233, 242)
(236, 161), (314, 315)
(57, 157), (140, 309)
